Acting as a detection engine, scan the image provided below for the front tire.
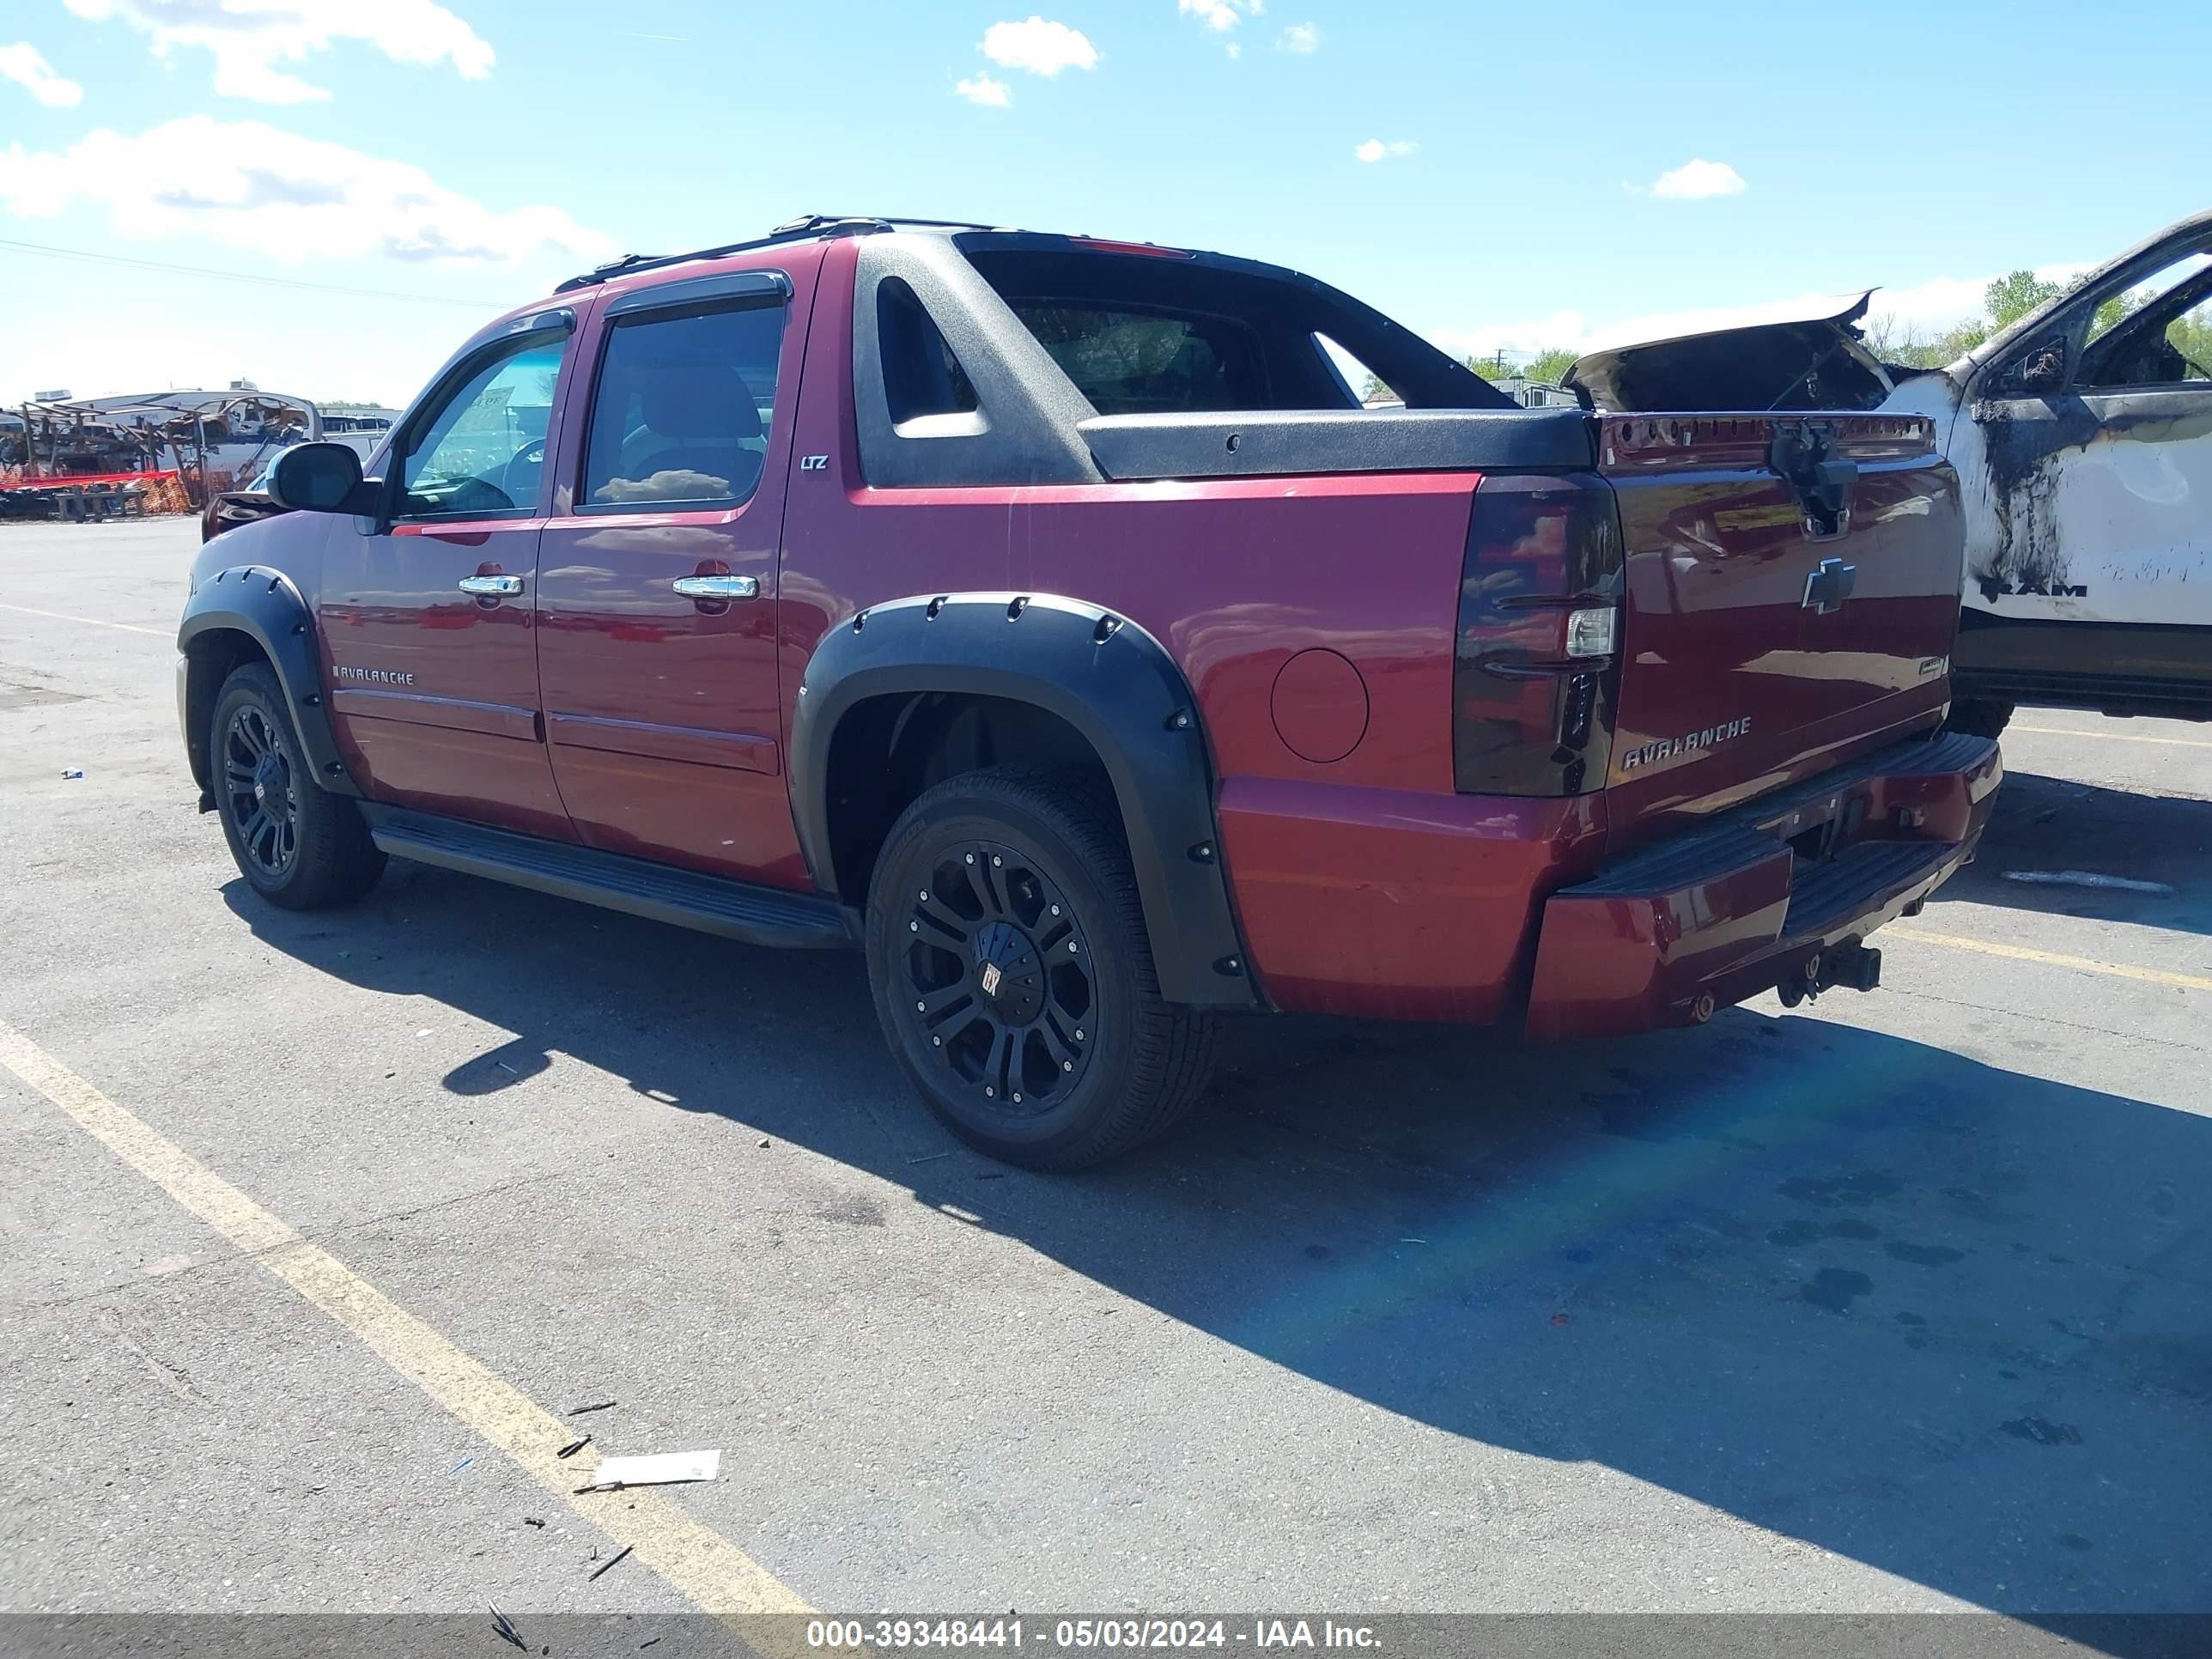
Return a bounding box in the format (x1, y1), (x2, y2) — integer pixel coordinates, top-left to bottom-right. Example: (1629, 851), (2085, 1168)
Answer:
(865, 768), (1219, 1170)
(210, 661), (385, 909)
(1946, 697), (2014, 741)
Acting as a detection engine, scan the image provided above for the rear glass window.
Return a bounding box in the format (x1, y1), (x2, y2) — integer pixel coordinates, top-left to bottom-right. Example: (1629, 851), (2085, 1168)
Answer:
(963, 243), (1515, 415)
(1007, 303), (1263, 416)
(581, 301), (784, 509)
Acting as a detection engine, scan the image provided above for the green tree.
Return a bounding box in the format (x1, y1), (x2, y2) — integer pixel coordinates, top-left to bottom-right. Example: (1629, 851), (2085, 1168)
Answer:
(1863, 308), (1990, 371)
(1521, 348), (1578, 385)
(2090, 289), (2142, 340)
(1985, 270), (2063, 329)
(1462, 348), (1578, 384)
(2166, 306), (2212, 374)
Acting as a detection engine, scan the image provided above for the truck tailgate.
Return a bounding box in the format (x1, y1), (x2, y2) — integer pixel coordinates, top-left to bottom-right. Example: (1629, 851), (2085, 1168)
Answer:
(1596, 412), (1962, 844)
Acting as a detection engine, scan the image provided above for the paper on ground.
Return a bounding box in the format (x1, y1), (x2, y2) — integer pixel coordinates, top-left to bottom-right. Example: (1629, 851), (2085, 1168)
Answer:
(588, 1449), (720, 1487)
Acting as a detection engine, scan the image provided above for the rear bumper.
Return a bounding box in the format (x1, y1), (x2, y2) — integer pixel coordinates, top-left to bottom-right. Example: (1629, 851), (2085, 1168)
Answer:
(1525, 732), (2002, 1040)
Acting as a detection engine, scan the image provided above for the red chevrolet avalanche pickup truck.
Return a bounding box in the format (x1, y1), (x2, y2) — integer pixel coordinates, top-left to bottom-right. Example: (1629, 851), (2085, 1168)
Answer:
(177, 215), (2002, 1168)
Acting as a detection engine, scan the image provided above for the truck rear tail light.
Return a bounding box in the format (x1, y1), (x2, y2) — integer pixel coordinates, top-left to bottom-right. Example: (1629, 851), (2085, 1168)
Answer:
(1565, 606), (1617, 659)
(1454, 472), (1625, 797)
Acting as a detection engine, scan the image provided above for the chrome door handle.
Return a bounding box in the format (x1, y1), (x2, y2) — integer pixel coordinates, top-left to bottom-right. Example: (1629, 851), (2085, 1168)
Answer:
(672, 574), (760, 600)
(457, 574), (524, 597)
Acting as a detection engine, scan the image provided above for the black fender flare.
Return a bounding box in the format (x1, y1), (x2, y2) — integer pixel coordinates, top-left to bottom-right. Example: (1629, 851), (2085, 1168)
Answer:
(790, 592), (1259, 1010)
(177, 562), (361, 805)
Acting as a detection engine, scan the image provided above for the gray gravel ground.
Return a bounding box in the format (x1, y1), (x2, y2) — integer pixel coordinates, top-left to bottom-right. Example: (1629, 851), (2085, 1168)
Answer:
(1, 517), (2207, 1620)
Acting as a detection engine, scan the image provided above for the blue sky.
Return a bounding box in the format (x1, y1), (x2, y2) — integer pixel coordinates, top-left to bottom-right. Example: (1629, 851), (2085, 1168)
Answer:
(3, 0), (2208, 406)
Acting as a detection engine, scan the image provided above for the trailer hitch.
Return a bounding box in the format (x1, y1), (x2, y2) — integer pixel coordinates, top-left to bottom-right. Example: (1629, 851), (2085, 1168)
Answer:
(1776, 939), (1882, 1008)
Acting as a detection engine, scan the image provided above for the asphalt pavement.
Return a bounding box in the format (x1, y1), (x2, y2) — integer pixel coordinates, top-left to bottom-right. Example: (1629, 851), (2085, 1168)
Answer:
(2, 518), (2207, 1626)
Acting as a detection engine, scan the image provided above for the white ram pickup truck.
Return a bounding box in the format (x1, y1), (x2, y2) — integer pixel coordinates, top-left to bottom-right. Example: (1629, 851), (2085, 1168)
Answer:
(1568, 209), (2212, 739)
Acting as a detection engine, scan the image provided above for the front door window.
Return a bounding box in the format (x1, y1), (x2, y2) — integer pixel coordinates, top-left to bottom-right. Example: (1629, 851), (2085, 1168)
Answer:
(398, 334), (568, 520)
(2076, 247), (2212, 389)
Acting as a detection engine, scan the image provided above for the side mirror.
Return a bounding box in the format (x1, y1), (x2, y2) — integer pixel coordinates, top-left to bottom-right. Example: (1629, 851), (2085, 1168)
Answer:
(2010, 336), (2069, 396)
(269, 442), (373, 514)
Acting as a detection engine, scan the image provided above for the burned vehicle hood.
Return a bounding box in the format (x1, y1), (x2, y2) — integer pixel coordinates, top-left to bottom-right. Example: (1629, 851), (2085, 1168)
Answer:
(1564, 292), (1902, 413)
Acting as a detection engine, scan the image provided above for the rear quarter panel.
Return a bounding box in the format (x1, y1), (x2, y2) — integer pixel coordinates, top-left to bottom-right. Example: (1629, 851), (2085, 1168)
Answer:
(779, 241), (1479, 799)
(781, 240), (1573, 1018)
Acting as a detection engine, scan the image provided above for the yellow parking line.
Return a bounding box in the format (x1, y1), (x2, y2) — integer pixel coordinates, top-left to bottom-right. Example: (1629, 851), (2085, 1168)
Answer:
(2011, 725), (2212, 750)
(0, 1018), (811, 1620)
(0, 603), (170, 638)
(1887, 928), (2212, 994)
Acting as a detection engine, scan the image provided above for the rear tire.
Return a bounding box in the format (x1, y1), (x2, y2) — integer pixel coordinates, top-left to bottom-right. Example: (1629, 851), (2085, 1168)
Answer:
(865, 768), (1218, 1170)
(210, 661), (385, 910)
(1947, 697), (2014, 741)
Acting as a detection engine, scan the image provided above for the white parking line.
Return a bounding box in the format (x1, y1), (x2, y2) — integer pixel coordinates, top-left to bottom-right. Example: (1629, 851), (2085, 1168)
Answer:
(2011, 725), (2212, 750)
(1887, 928), (2212, 994)
(0, 603), (170, 638)
(0, 1017), (812, 1620)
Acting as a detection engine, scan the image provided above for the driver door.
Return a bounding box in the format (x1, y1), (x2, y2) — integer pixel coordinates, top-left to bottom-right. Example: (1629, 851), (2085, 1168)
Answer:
(319, 312), (583, 840)
(1964, 227), (2212, 636)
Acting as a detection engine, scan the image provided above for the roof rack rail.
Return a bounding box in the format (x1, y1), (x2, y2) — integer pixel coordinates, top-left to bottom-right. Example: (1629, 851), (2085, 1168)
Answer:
(552, 215), (993, 294)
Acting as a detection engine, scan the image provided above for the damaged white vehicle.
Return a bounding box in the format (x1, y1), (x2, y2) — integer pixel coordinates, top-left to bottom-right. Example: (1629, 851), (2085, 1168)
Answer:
(1566, 209), (2212, 738)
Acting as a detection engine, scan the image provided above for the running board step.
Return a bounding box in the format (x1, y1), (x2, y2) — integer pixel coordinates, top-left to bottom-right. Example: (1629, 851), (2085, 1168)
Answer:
(367, 810), (854, 949)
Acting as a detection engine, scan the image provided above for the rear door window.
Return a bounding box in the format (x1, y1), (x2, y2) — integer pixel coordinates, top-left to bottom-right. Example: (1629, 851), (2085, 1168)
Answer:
(580, 301), (786, 509)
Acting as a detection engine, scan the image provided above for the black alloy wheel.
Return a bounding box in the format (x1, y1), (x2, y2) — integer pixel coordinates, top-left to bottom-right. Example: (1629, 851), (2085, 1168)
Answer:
(222, 702), (301, 879)
(865, 768), (1219, 1170)
(209, 660), (386, 909)
(896, 837), (1097, 1115)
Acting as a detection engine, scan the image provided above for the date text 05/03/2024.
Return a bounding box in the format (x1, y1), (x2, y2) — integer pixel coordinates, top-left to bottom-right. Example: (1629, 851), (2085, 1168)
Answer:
(805, 1619), (1383, 1650)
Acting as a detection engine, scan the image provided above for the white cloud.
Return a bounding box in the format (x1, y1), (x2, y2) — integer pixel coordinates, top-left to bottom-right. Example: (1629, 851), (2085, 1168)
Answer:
(955, 71), (1012, 106)
(1633, 158), (1747, 200)
(1179, 0), (1262, 32)
(0, 41), (83, 106)
(1433, 261), (2102, 362)
(1354, 138), (1416, 163)
(1224, 40), (1240, 58)
(981, 15), (1097, 76)
(1276, 22), (1318, 52)
(1859, 262), (2100, 344)
(0, 116), (618, 267)
(1, 301), (462, 410)
(62, 0), (495, 104)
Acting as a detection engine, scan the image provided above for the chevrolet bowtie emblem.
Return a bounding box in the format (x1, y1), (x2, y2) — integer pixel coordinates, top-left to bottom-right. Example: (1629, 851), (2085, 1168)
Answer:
(1802, 556), (1857, 616)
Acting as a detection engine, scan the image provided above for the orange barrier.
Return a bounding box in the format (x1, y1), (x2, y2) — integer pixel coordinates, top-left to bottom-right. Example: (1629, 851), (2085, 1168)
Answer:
(0, 467), (185, 493)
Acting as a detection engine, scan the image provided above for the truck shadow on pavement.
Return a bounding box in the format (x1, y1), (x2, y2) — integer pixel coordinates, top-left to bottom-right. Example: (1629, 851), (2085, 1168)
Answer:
(1936, 770), (2212, 937)
(229, 866), (2211, 1625)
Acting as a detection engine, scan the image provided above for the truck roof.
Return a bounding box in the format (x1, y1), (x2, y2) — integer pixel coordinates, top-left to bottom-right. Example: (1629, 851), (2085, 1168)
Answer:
(554, 216), (1033, 294)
